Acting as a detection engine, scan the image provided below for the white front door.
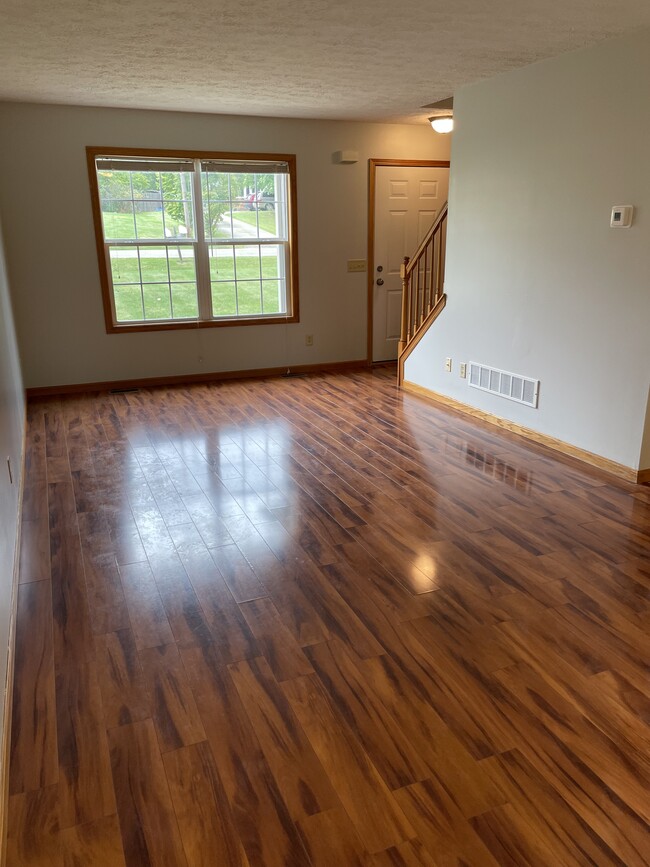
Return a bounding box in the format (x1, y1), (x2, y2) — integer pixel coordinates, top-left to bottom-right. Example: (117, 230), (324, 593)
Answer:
(372, 165), (450, 362)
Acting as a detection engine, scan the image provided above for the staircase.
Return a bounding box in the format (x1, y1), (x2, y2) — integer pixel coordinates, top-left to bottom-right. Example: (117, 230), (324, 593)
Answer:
(397, 202), (448, 385)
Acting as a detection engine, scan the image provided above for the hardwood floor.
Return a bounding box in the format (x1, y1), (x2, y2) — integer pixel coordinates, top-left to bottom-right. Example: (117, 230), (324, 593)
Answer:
(7, 367), (650, 866)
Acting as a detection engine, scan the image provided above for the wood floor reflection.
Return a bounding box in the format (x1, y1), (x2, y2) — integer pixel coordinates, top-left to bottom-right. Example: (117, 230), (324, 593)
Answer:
(7, 367), (650, 865)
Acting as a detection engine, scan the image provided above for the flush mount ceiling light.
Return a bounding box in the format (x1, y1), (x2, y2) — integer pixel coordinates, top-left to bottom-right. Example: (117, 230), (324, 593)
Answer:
(429, 115), (454, 134)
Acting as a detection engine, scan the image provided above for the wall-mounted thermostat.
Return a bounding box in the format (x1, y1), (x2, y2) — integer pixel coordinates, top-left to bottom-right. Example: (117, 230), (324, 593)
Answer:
(610, 205), (634, 228)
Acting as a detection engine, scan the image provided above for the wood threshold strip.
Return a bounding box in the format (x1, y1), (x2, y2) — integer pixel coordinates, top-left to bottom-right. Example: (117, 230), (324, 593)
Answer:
(397, 295), (446, 386)
(401, 379), (645, 484)
(25, 358), (369, 398)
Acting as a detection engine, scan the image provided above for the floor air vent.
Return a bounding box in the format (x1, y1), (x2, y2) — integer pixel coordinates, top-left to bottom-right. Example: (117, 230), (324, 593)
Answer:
(468, 362), (539, 408)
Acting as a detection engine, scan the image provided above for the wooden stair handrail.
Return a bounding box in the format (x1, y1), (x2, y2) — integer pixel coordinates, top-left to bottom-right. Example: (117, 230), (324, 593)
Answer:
(404, 202), (448, 277)
(397, 201), (449, 385)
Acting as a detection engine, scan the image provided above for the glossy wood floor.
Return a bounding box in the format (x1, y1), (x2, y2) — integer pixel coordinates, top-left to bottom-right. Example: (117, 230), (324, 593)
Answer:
(7, 368), (650, 866)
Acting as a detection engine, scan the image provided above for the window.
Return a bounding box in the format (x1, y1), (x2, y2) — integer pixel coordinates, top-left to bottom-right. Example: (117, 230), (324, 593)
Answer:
(87, 148), (299, 332)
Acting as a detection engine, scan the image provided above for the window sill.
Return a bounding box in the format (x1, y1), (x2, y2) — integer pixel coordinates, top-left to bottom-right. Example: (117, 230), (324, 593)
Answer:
(106, 313), (299, 334)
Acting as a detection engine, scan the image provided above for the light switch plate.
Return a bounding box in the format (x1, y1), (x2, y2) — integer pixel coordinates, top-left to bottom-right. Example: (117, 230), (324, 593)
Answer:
(347, 259), (367, 273)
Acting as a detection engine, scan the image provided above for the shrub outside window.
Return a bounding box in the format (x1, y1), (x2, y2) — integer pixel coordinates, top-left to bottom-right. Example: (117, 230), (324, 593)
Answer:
(87, 148), (299, 332)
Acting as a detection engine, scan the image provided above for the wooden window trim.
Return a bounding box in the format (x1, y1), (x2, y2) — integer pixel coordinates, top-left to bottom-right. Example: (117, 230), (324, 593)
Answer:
(86, 146), (300, 334)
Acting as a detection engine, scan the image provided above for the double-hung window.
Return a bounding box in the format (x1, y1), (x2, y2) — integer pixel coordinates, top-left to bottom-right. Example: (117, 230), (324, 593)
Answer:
(87, 148), (299, 332)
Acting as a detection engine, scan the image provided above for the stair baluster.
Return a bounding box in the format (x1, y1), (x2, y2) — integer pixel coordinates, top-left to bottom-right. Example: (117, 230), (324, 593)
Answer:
(398, 202), (448, 385)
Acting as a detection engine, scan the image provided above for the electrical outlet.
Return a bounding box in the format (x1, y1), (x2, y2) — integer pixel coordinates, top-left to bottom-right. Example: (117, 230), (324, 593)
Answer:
(460, 362), (467, 379)
(347, 259), (367, 273)
(445, 357), (452, 372)
(305, 334), (314, 346)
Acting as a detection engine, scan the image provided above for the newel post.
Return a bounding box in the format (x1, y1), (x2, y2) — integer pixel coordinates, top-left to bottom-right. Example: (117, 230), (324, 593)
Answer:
(398, 256), (410, 354)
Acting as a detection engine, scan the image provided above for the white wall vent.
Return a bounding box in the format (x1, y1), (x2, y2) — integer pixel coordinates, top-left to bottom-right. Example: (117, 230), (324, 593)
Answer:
(468, 362), (539, 408)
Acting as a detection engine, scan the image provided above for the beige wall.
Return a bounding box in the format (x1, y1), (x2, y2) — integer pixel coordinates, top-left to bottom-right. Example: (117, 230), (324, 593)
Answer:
(406, 28), (650, 471)
(0, 213), (24, 784)
(0, 103), (449, 388)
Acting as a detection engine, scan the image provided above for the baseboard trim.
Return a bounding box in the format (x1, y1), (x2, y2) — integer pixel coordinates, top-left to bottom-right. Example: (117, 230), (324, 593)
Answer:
(25, 358), (370, 398)
(637, 468), (650, 485)
(0, 409), (26, 862)
(402, 380), (641, 484)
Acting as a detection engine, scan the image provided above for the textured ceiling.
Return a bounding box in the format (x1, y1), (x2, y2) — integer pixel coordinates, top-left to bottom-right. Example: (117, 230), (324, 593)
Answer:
(1, 0), (650, 123)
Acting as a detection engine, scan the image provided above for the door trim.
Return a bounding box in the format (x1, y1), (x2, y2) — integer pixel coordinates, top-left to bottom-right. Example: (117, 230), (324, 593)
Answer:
(367, 158), (450, 363)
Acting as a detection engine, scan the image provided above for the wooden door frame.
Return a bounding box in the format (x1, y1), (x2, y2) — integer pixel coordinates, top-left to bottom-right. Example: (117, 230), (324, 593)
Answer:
(367, 158), (451, 363)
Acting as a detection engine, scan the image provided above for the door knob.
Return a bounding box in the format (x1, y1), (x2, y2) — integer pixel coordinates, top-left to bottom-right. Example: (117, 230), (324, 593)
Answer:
(376, 278), (384, 286)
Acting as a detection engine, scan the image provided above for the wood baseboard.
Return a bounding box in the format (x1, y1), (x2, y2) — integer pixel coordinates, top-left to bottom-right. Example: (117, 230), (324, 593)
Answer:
(402, 380), (642, 484)
(0, 411), (26, 862)
(637, 468), (650, 485)
(25, 359), (370, 398)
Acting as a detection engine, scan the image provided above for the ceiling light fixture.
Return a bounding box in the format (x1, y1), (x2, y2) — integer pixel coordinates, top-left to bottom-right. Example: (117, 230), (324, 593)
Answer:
(429, 115), (454, 134)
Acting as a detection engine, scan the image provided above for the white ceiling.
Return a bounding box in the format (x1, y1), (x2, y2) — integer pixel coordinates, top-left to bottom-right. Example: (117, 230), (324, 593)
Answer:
(1, 0), (650, 123)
